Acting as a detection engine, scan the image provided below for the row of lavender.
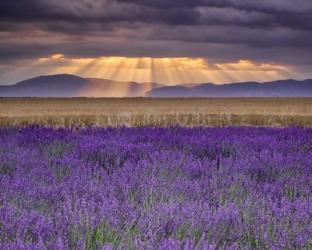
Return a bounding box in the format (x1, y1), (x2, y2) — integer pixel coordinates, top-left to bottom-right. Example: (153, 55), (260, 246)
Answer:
(0, 126), (311, 249)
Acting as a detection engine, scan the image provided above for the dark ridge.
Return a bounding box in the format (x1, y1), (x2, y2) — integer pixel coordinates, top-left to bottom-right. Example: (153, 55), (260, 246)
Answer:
(1, 74), (312, 97)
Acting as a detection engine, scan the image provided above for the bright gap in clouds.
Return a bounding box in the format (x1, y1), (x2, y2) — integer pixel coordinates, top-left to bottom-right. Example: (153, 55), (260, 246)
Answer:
(2, 55), (301, 85)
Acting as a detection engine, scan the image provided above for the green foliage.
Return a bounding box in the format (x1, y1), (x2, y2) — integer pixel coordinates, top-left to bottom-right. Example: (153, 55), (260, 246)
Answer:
(85, 222), (117, 250)
(0, 163), (16, 176)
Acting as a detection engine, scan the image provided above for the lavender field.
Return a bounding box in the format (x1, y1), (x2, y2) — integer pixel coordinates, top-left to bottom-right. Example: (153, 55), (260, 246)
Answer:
(0, 126), (312, 249)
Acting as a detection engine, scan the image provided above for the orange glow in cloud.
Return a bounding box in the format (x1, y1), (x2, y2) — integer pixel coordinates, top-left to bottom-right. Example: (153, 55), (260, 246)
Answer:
(33, 55), (298, 85)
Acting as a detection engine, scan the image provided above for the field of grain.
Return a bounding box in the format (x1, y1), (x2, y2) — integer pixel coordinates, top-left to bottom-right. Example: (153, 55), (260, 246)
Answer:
(1, 98), (312, 127)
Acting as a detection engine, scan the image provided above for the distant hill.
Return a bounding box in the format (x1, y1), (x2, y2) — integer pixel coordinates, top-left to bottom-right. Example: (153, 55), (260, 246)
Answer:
(1, 75), (312, 97)
(0, 74), (163, 97)
(146, 79), (312, 97)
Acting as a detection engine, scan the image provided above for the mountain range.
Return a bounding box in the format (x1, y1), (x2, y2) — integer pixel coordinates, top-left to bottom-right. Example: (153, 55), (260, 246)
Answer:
(0, 74), (312, 97)
(0, 75), (162, 97)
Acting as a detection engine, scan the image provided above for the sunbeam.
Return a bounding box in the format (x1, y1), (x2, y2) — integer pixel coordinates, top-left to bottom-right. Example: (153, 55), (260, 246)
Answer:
(1, 54), (304, 96)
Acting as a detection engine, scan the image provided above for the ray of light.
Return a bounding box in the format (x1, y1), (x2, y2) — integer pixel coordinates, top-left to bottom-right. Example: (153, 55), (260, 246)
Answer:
(39, 56), (297, 85)
(3, 55), (301, 96)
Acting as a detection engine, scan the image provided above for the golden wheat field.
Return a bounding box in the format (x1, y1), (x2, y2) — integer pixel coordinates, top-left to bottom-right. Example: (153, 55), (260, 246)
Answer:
(1, 97), (312, 127)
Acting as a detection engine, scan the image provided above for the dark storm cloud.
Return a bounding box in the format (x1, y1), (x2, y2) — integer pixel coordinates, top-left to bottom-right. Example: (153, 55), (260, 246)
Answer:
(116, 0), (312, 30)
(2, 0), (312, 28)
(0, 0), (312, 68)
(0, 0), (200, 27)
(0, 0), (312, 29)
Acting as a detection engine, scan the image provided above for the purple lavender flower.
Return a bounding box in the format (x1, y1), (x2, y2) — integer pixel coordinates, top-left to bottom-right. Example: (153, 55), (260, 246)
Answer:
(0, 126), (311, 249)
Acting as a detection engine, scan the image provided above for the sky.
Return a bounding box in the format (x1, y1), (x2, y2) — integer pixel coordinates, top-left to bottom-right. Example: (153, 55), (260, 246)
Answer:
(0, 0), (312, 85)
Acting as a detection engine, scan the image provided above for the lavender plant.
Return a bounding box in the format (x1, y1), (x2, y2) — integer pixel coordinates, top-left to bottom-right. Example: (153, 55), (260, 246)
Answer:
(0, 126), (311, 249)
